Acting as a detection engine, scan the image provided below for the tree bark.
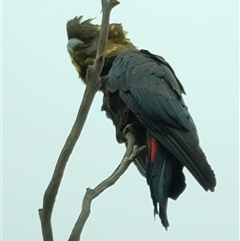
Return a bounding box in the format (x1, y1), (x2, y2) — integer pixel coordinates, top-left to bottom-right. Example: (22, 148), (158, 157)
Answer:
(68, 133), (145, 241)
(39, 1), (119, 240)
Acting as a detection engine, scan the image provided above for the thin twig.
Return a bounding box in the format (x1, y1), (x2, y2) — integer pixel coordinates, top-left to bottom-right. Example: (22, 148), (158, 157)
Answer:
(86, 0), (119, 86)
(68, 133), (146, 241)
(39, 1), (119, 240)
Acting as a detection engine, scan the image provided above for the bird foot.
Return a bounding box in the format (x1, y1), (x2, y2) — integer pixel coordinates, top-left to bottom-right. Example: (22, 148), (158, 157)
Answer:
(123, 123), (136, 137)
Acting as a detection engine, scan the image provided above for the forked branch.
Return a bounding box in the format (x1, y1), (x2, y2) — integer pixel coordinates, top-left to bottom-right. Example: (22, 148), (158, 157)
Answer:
(68, 132), (146, 241)
(39, 1), (119, 241)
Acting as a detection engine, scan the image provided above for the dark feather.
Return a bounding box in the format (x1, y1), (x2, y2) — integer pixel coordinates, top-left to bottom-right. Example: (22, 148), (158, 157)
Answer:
(66, 17), (216, 227)
(106, 50), (216, 191)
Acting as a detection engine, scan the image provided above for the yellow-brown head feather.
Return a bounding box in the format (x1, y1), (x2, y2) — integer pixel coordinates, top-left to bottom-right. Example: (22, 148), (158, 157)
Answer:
(66, 16), (136, 79)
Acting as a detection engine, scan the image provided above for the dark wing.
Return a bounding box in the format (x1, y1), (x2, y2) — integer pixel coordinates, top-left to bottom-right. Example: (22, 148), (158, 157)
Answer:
(106, 50), (216, 191)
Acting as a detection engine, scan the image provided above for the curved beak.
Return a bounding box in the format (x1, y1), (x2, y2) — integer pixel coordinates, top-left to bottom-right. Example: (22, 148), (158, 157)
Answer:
(67, 38), (84, 56)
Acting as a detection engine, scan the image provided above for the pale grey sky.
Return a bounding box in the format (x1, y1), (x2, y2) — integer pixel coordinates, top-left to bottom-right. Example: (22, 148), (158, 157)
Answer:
(2, 1), (239, 240)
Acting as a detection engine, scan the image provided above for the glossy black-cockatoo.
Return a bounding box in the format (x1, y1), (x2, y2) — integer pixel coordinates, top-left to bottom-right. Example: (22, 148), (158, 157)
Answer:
(66, 16), (216, 229)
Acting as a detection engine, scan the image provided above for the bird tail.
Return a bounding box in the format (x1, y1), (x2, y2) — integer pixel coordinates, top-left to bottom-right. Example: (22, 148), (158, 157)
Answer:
(161, 128), (216, 192)
(146, 133), (186, 229)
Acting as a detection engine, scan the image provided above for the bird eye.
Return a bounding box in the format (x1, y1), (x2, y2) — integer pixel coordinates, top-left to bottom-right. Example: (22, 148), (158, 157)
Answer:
(88, 34), (95, 40)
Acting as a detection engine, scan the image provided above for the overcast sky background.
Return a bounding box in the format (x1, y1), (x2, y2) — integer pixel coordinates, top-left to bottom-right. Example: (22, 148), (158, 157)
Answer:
(2, 1), (239, 240)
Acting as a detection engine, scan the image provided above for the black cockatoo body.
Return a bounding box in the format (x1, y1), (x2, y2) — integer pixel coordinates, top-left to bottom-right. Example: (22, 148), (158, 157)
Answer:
(66, 16), (216, 229)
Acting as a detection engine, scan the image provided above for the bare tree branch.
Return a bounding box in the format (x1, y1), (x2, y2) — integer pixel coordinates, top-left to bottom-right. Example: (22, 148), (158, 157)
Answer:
(68, 133), (146, 241)
(39, 1), (119, 240)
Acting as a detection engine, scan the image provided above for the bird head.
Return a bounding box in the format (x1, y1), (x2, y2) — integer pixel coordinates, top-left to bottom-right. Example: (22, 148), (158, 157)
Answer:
(66, 16), (136, 80)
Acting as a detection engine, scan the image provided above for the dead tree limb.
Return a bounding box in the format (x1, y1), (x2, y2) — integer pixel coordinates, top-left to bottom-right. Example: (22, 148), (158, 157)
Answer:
(39, 1), (119, 241)
(68, 133), (146, 241)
